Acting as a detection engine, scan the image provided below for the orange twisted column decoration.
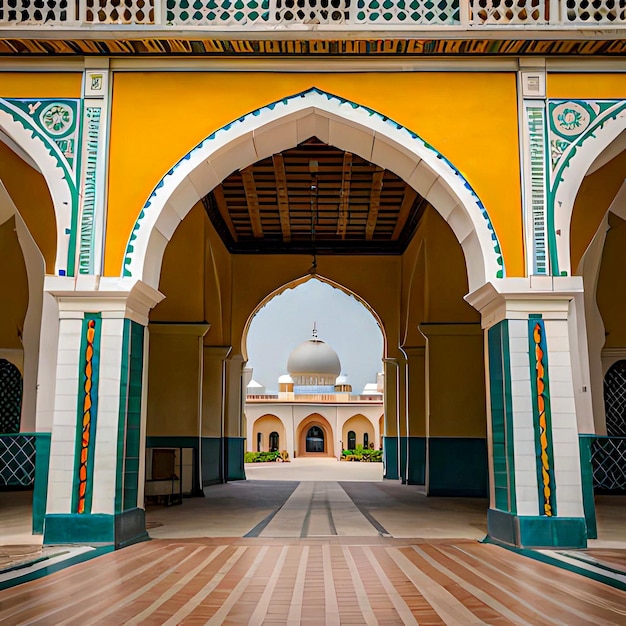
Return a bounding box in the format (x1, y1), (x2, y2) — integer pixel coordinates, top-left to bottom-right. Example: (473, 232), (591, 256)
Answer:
(533, 322), (552, 517)
(77, 319), (96, 514)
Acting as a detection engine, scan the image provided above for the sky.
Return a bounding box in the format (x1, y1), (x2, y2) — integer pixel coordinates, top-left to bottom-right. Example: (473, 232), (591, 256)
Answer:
(246, 278), (384, 394)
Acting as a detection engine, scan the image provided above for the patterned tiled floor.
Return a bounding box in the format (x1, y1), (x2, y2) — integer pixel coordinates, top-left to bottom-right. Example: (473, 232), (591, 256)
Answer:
(1, 538), (625, 625)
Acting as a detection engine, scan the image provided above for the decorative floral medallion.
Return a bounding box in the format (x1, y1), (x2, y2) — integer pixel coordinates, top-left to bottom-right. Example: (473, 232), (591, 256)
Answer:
(40, 102), (74, 136)
(551, 102), (589, 138)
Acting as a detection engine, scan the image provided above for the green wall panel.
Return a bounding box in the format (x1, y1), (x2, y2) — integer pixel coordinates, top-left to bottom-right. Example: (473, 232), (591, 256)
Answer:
(428, 437), (488, 497)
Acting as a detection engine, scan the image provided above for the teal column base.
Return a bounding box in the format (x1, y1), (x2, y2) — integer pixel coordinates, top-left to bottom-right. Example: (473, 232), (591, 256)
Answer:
(32, 433), (51, 534)
(578, 434), (598, 539)
(406, 437), (426, 485)
(399, 436), (408, 484)
(427, 437), (488, 497)
(487, 508), (587, 548)
(383, 437), (399, 480)
(44, 508), (148, 548)
(226, 437), (246, 481)
(201, 436), (222, 486)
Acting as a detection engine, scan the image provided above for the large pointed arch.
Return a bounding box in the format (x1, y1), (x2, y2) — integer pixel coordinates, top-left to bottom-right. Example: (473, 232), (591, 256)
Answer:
(549, 99), (626, 276)
(123, 88), (503, 293)
(240, 273), (387, 362)
(0, 100), (77, 276)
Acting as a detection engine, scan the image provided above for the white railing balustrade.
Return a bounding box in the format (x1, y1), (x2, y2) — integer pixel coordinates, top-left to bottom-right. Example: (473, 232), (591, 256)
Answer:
(564, 0), (625, 22)
(471, 0), (547, 23)
(83, 0), (154, 24)
(0, 0), (622, 25)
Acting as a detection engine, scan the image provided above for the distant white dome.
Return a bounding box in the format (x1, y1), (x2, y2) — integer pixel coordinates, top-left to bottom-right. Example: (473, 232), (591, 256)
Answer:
(278, 374), (294, 384)
(287, 339), (341, 377)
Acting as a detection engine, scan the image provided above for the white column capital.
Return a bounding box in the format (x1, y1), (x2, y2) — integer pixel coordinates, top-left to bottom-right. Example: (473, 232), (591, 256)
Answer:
(44, 276), (164, 325)
(466, 277), (584, 329)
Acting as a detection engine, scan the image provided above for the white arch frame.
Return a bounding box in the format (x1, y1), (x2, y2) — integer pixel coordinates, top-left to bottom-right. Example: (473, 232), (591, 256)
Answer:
(123, 88), (503, 293)
(0, 182), (45, 432)
(552, 101), (626, 276)
(240, 272), (387, 362)
(0, 103), (73, 276)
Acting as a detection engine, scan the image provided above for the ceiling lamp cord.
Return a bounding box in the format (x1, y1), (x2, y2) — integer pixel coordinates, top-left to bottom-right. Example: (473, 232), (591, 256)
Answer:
(309, 159), (319, 274)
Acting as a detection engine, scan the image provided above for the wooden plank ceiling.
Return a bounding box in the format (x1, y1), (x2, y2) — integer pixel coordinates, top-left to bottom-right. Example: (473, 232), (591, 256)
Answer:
(202, 137), (428, 254)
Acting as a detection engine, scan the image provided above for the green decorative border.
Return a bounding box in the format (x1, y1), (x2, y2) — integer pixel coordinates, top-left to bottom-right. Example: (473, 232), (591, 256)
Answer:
(578, 434), (598, 539)
(525, 103), (549, 275)
(78, 104), (102, 275)
(71, 313), (101, 515)
(32, 433), (51, 534)
(0, 98), (82, 276)
(488, 321), (517, 513)
(116, 320), (145, 513)
(528, 316), (557, 517)
(547, 99), (626, 276)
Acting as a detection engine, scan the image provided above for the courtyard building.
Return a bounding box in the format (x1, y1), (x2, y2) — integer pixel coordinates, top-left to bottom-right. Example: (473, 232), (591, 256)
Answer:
(245, 330), (384, 458)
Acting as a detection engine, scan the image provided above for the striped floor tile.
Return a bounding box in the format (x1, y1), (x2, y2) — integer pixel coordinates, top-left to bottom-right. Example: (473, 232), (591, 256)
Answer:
(0, 538), (624, 625)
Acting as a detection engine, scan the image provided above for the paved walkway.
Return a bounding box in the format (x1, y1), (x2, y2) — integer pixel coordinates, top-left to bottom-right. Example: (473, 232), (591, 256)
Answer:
(1, 459), (625, 622)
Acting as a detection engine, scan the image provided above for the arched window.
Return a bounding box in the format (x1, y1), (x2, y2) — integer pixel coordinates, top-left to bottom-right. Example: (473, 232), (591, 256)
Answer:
(0, 359), (23, 434)
(363, 432), (369, 449)
(347, 430), (356, 450)
(306, 426), (324, 453)
(256, 432), (263, 452)
(269, 431), (279, 452)
(604, 360), (626, 436)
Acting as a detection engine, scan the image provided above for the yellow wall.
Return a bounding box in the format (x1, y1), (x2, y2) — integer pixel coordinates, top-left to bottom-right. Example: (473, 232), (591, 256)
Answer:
(570, 150), (626, 273)
(106, 71), (522, 276)
(547, 74), (626, 99)
(0, 73), (81, 98)
(146, 330), (202, 437)
(0, 142), (56, 273)
(420, 324), (486, 438)
(0, 218), (28, 349)
(597, 213), (626, 349)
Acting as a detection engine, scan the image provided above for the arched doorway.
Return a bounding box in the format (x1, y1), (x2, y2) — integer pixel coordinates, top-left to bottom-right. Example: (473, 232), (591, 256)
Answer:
(132, 87), (494, 542)
(297, 415), (334, 457)
(305, 426), (325, 453)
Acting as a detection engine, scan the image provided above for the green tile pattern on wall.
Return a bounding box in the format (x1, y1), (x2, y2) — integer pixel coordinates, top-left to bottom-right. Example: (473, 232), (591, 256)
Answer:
(32, 433), (51, 534)
(578, 434), (598, 539)
(124, 321), (145, 511)
(115, 320), (145, 513)
(487, 322), (516, 512)
(201, 436), (221, 486)
(406, 437), (426, 485)
(226, 437), (246, 481)
(427, 437), (488, 497)
(487, 508), (587, 548)
(383, 437), (399, 479)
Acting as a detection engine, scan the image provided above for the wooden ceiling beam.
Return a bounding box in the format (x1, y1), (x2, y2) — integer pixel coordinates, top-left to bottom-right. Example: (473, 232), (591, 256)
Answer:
(212, 185), (238, 242)
(241, 166), (263, 238)
(365, 167), (384, 240)
(336, 152), (353, 239)
(272, 153), (291, 243)
(392, 187), (418, 240)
